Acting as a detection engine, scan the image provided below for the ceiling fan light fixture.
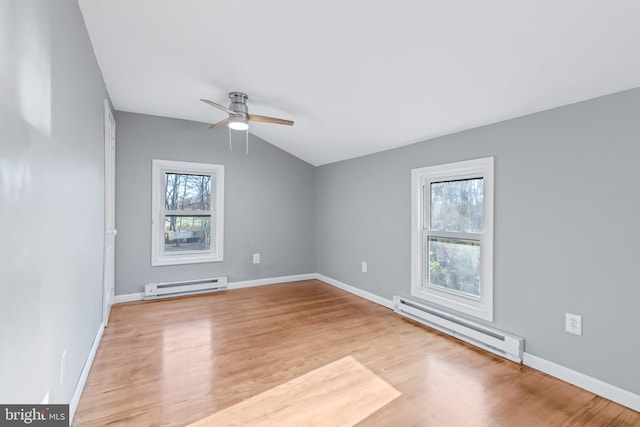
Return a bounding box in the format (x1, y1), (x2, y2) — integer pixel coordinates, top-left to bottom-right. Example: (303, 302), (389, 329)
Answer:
(228, 115), (249, 131)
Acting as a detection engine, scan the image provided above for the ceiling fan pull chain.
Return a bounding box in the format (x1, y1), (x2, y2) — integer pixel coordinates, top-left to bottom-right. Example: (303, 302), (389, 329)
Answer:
(228, 127), (232, 152)
(246, 129), (249, 155)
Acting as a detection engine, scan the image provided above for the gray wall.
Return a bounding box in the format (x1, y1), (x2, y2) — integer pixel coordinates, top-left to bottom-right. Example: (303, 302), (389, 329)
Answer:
(114, 112), (316, 294)
(0, 0), (108, 403)
(316, 88), (640, 395)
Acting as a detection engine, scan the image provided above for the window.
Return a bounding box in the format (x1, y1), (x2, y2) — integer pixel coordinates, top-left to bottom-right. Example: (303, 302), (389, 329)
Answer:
(411, 157), (494, 321)
(151, 160), (224, 266)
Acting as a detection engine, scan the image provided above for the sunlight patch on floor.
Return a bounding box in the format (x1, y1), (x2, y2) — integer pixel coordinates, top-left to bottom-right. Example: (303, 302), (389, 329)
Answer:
(187, 355), (401, 427)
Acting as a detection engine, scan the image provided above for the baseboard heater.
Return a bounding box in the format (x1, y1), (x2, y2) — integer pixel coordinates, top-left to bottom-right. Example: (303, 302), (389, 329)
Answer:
(144, 277), (228, 300)
(393, 296), (524, 363)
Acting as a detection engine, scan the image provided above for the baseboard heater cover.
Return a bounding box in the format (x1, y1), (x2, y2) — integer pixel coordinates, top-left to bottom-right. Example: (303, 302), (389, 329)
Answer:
(144, 277), (228, 300)
(393, 296), (524, 363)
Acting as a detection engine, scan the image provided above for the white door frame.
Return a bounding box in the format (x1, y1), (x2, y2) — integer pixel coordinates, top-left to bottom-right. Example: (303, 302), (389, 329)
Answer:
(103, 100), (117, 326)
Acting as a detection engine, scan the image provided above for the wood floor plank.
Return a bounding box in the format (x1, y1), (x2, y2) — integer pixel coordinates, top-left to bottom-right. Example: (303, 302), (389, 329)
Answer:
(73, 280), (639, 426)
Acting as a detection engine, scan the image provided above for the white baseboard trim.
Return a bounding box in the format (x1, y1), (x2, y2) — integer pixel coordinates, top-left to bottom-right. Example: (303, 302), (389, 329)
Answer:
(523, 352), (640, 412)
(113, 292), (144, 304)
(228, 273), (316, 290)
(69, 322), (105, 424)
(314, 274), (394, 309)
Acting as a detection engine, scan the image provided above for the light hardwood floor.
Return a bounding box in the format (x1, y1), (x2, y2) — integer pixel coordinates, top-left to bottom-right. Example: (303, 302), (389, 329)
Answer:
(74, 280), (639, 426)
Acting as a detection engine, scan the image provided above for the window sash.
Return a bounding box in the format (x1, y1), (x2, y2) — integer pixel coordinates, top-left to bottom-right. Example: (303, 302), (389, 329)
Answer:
(160, 171), (215, 257)
(422, 232), (482, 300)
(161, 213), (214, 257)
(428, 177), (484, 233)
(422, 177), (487, 298)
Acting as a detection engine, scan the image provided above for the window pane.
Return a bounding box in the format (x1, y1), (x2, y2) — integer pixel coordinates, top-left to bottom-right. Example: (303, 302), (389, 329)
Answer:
(428, 237), (480, 297)
(164, 216), (211, 252)
(165, 173), (212, 211)
(430, 178), (483, 232)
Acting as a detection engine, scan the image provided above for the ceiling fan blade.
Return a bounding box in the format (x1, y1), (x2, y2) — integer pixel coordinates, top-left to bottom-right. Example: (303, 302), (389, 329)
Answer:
(247, 114), (294, 126)
(209, 118), (229, 129)
(200, 99), (237, 116)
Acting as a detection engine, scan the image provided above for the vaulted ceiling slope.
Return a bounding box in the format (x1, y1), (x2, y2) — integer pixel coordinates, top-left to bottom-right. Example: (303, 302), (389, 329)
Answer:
(78, 0), (640, 166)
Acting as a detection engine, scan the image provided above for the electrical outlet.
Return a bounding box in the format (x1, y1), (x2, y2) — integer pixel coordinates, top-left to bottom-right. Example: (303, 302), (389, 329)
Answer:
(60, 350), (67, 384)
(252, 253), (260, 264)
(361, 261), (367, 273)
(565, 313), (582, 336)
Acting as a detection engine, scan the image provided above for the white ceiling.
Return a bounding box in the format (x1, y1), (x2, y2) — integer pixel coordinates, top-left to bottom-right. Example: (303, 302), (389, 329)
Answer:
(78, 0), (640, 166)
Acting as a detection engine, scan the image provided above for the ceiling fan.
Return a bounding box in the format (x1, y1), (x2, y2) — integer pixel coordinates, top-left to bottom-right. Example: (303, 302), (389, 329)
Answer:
(200, 92), (294, 131)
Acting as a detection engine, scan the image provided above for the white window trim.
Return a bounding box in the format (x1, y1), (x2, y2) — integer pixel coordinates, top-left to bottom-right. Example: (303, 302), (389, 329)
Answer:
(151, 159), (224, 266)
(411, 157), (494, 321)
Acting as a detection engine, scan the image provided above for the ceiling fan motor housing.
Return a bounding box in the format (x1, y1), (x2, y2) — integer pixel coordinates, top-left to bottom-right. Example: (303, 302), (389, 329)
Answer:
(229, 92), (248, 118)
